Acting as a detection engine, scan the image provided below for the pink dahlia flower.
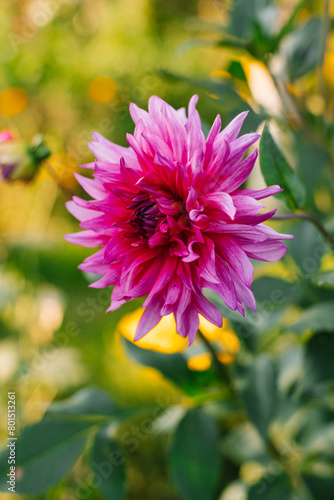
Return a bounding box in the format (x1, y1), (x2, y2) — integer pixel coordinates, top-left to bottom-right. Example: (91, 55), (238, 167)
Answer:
(65, 95), (292, 344)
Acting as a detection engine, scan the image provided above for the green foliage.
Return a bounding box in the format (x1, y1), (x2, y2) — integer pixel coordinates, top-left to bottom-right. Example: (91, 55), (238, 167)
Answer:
(1, 0), (334, 499)
(169, 409), (221, 500)
(259, 124), (306, 210)
(284, 18), (323, 81)
(0, 418), (94, 494)
(289, 303), (334, 334)
(91, 427), (126, 500)
(239, 356), (278, 440)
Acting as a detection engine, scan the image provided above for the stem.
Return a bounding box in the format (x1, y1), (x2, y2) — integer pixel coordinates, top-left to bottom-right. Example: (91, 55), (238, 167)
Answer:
(272, 212), (334, 251)
(197, 329), (235, 394)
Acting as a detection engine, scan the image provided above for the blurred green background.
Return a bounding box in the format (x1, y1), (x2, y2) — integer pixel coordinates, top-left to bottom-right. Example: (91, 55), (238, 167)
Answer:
(1, 1), (334, 499)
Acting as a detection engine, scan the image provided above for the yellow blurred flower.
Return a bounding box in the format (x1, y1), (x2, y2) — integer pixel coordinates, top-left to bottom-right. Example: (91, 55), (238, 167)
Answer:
(117, 309), (188, 353)
(210, 69), (231, 80)
(117, 308), (240, 370)
(0, 88), (28, 116)
(187, 353), (211, 372)
(42, 152), (78, 190)
(89, 76), (117, 103)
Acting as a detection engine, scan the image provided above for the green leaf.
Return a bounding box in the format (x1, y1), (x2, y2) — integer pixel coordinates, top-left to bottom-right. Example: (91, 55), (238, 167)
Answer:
(303, 474), (334, 500)
(274, 0), (310, 46)
(91, 427), (126, 500)
(0, 417), (96, 494)
(289, 302), (334, 334)
(124, 339), (193, 386)
(247, 473), (294, 500)
(169, 408), (220, 500)
(311, 271), (334, 289)
(259, 124), (306, 210)
(240, 355), (278, 440)
(284, 18), (323, 81)
(304, 332), (334, 384)
(46, 387), (119, 417)
(221, 423), (267, 465)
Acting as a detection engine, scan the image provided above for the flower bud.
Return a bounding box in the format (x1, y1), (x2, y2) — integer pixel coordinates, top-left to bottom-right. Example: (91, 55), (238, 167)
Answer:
(0, 131), (50, 183)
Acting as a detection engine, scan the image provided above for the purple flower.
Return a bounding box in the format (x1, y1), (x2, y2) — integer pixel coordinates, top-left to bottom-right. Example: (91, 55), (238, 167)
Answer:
(65, 95), (293, 344)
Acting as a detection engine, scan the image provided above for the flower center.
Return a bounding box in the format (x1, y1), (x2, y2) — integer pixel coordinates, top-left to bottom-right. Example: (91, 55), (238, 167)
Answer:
(127, 195), (162, 236)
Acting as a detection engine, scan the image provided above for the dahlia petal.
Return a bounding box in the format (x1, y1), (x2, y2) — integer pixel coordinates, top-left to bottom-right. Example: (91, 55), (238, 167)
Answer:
(119, 158), (141, 184)
(89, 270), (119, 288)
(219, 149), (258, 193)
(143, 257), (177, 307)
(66, 200), (97, 222)
(204, 114), (222, 168)
(74, 173), (108, 200)
(72, 195), (104, 213)
(64, 230), (105, 247)
(148, 231), (170, 248)
(107, 297), (127, 312)
(232, 195), (264, 217)
(80, 215), (115, 231)
(89, 141), (120, 164)
(192, 293), (223, 328)
(177, 306), (199, 345)
(147, 134), (173, 161)
(232, 185), (283, 200)
(207, 224), (267, 243)
(215, 235), (254, 287)
(208, 257), (238, 311)
(257, 223), (294, 240)
(165, 275), (182, 305)
(243, 240), (288, 262)
(186, 117), (205, 163)
(79, 261), (111, 274)
(189, 149), (205, 182)
(187, 94), (201, 128)
(224, 133), (260, 170)
(203, 192), (236, 220)
(218, 110), (249, 142)
(156, 197), (183, 216)
(91, 132), (137, 165)
(129, 103), (151, 126)
(162, 103), (187, 162)
(176, 285), (192, 317)
(229, 268), (256, 312)
(103, 237), (129, 263)
(176, 107), (187, 124)
(134, 301), (163, 341)
(80, 162), (95, 169)
(236, 208), (277, 226)
(205, 139), (230, 188)
(148, 96), (169, 139)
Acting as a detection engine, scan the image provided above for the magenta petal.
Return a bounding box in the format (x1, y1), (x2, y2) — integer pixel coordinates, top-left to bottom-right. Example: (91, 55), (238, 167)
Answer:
(215, 235), (254, 287)
(192, 293), (223, 328)
(75, 173), (108, 200)
(219, 149), (258, 193)
(176, 306), (199, 345)
(232, 185), (283, 200)
(243, 240), (288, 262)
(64, 230), (105, 247)
(219, 110), (249, 142)
(89, 270), (119, 288)
(66, 200), (97, 222)
(134, 300), (163, 341)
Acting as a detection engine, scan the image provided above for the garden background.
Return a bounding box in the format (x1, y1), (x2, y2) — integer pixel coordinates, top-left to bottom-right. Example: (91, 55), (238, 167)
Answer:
(1, 0), (334, 499)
